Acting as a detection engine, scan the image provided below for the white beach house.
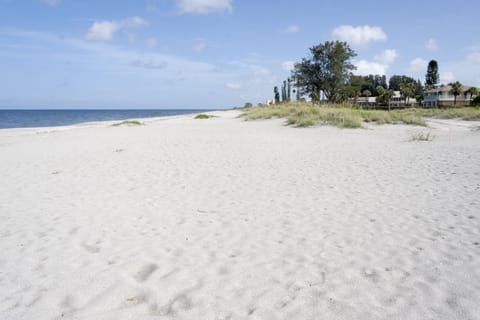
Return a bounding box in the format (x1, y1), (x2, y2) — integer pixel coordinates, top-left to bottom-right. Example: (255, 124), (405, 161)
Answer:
(423, 85), (479, 107)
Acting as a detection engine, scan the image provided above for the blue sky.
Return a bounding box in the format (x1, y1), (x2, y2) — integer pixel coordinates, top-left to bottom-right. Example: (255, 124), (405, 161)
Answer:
(1, 0), (479, 108)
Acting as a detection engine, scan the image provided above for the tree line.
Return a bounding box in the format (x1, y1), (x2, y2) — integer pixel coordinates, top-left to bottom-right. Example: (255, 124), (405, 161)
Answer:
(270, 40), (476, 107)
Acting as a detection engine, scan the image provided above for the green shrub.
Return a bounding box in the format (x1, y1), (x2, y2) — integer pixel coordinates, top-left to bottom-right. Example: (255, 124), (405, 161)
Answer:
(112, 120), (143, 126)
(195, 114), (211, 119)
(409, 131), (434, 142)
(472, 95), (480, 106)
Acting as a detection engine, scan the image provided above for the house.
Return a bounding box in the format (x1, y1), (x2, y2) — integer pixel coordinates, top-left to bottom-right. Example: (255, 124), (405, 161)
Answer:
(353, 91), (417, 107)
(423, 85), (479, 107)
(390, 91), (417, 106)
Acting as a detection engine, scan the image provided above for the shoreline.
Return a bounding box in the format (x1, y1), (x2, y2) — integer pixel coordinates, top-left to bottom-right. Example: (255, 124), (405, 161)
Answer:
(0, 109), (225, 131)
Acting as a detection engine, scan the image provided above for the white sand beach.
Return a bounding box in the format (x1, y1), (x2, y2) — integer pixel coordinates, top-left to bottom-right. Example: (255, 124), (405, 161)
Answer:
(1, 111), (479, 320)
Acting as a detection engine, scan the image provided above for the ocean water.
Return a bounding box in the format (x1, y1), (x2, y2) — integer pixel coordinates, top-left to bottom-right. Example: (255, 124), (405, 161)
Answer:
(0, 109), (212, 129)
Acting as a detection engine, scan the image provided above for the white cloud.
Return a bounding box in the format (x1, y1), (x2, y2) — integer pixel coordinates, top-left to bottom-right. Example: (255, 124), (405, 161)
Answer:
(425, 38), (439, 51)
(131, 59), (167, 70)
(467, 52), (480, 63)
(147, 37), (158, 48)
(331, 25), (387, 46)
(86, 21), (121, 41)
(123, 16), (149, 27)
(226, 82), (242, 90)
(192, 40), (207, 53)
(441, 71), (455, 84)
(284, 25), (299, 33)
(281, 61), (295, 72)
(127, 33), (137, 44)
(353, 49), (397, 76)
(354, 60), (387, 76)
(409, 57), (428, 72)
(177, 0), (233, 14)
(85, 16), (149, 41)
(374, 49), (397, 65)
(43, 0), (61, 6)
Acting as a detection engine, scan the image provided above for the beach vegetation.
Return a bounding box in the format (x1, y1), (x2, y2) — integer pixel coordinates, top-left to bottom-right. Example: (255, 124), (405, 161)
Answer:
(274, 86), (280, 104)
(425, 60), (439, 87)
(411, 107), (480, 120)
(292, 40), (356, 103)
(472, 95), (480, 106)
(194, 114), (212, 119)
(449, 81), (463, 106)
(409, 131), (434, 142)
(112, 120), (143, 126)
(242, 102), (426, 128)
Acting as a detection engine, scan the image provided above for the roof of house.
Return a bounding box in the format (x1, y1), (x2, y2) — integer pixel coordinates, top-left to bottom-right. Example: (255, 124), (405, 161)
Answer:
(425, 85), (479, 93)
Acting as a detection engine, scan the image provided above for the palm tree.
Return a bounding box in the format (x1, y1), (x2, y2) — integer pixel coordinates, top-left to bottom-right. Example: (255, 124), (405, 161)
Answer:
(363, 90), (371, 109)
(400, 82), (415, 107)
(376, 86), (394, 111)
(466, 87), (479, 105)
(449, 81), (463, 106)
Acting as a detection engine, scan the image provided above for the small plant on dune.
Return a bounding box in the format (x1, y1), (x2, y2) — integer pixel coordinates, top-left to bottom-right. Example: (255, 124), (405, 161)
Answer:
(409, 131), (434, 142)
(195, 114), (211, 119)
(112, 120), (143, 127)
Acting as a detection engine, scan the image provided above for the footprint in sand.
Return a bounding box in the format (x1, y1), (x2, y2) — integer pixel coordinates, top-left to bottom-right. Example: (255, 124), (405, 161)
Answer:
(133, 263), (158, 282)
(81, 241), (101, 254)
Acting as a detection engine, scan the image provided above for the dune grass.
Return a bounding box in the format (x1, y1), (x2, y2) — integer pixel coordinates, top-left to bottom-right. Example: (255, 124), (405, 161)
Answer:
(194, 114), (213, 119)
(410, 107), (480, 121)
(112, 120), (143, 127)
(242, 102), (426, 128)
(409, 131), (434, 142)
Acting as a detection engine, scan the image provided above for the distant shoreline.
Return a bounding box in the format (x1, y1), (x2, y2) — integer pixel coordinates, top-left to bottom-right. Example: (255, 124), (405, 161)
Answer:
(0, 109), (223, 129)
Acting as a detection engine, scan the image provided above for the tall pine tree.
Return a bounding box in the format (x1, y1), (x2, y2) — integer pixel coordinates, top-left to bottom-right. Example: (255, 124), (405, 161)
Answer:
(425, 60), (439, 87)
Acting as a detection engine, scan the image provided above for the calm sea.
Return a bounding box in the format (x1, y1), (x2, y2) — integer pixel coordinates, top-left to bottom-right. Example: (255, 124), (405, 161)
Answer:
(0, 109), (212, 129)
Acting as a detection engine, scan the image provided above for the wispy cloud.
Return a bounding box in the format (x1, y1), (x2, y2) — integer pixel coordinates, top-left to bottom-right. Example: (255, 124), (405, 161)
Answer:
(192, 40), (207, 53)
(146, 37), (158, 48)
(42, 0), (61, 7)
(332, 25), (387, 46)
(281, 61), (295, 72)
(177, 0), (233, 14)
(425, 38), (439, 51)
(85, 16), (149, 41)
(130, 59), (167, 70)
(226, 82), (241, 90)
(284, 25), (299, 33)
(409, 57), (428, 73)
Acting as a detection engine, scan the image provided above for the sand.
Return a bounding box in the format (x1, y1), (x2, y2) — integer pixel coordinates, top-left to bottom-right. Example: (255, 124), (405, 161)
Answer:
(1, 110), (479, 320)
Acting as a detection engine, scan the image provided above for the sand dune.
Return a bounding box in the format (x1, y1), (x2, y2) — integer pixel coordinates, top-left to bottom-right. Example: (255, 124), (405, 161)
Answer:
(1, 111), (479, 319)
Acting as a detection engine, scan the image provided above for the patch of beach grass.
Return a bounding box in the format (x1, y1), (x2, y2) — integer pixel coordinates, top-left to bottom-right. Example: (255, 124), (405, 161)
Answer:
(242, 102), (425, 128)
(409, 131), (434, 142)
(112, 120), (143, 127)
(194, 114), (212, 119)
(413, 107), (480, 121)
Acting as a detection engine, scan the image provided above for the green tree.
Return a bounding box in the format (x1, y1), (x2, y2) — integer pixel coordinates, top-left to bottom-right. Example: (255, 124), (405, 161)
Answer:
(414, 80), (424, 103)
(466, 87), (479, 104)
(310, 91), (320, 104)
(400, 82), (415, 105)
(287, 78), (292, 102)
(449, 81), (463, 106)
(377, 86), (394, 110)
(293, 41), (356, 103)
(389, 75), (416, 91)
(273, 86), (280, 104)
(426, 60), (439, 87)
